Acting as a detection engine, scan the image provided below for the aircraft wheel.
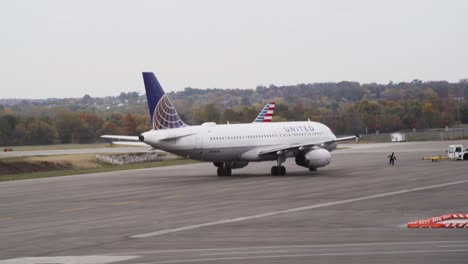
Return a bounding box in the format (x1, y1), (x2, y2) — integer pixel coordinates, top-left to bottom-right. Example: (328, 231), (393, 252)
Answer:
(271, 166), (279, 176)
(217, 167), (225, 177)
(309, 167), (317, 172)
(225, 167), (232, 176)
(279, 166), (286, 176)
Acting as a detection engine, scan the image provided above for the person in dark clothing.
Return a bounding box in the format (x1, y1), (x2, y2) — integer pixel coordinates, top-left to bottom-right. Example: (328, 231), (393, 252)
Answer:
(388, 152), (396, 166)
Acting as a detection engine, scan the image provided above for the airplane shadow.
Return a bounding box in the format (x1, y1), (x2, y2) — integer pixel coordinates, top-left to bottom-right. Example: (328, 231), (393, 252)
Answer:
(221, 168), (345, 179)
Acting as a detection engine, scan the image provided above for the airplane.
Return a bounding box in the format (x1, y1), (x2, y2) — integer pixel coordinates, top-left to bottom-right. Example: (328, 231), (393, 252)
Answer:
(254, 102), (275, 122)
(102, 100), (275, 145)
(102, 72), (358, 176)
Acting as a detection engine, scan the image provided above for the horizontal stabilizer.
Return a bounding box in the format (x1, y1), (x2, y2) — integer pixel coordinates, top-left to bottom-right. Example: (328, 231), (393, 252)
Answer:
(112, 141), (150, 147)
(101, 135), (140, 141)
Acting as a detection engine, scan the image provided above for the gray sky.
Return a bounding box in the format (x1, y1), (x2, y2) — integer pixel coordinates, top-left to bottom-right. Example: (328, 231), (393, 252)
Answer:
(0, 0), (467, 99)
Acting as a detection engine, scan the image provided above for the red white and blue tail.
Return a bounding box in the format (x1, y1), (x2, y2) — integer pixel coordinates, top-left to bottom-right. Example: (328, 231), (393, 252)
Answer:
(253, 102), (275, 122)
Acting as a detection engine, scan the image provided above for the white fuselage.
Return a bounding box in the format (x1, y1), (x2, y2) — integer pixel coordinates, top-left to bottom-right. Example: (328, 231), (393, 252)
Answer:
(141, 121), (337, 162)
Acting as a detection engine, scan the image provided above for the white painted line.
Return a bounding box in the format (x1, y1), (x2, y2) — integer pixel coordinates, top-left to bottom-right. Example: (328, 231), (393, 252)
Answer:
(201, 250), (289, 256)
(115, 240), (468, 255)
(134, 250), (468, 264)
(60, 207), (88, 213)
(114, 200), (141, 206)
(439, 245), (468, 248)
(0, 256), (139, 264)
(131, 179), (468, 238)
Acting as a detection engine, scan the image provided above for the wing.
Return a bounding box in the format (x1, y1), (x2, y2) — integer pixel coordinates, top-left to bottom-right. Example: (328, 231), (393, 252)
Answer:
(258, 134), (359, 156)
(258, 140), (325, 156)
(334, 134), (360, 142)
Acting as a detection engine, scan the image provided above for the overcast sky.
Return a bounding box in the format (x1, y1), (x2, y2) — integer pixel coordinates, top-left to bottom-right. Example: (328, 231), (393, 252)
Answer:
(0, 0), (467, 99)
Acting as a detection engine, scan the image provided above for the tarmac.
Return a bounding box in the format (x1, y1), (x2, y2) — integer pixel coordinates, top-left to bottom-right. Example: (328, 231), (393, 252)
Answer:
(1, 140), (468, 263)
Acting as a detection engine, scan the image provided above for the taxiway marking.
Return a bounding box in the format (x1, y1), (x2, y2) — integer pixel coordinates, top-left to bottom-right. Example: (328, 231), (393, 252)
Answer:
(60, 207), (88, 213)
(0, 255), (139, 264)
(115, 240), (468, 255)
(134, 250), (468, 264)
(162, 194), (184, 200)
(0, 217), (14, 222)
(439, 245), (468, 248)
(131, 179), (468, 238)
(114, 200), (141, 206)
(201, 250), (289, 256)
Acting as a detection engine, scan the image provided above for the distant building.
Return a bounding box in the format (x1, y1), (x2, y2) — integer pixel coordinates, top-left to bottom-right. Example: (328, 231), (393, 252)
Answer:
(450, 85), (465, 101)
(390, 132), (406, 142)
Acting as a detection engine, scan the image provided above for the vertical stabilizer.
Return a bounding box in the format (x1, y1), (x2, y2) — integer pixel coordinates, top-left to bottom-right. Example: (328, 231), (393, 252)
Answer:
(142, 72), (186, 130)
(254, 102), (275, 122)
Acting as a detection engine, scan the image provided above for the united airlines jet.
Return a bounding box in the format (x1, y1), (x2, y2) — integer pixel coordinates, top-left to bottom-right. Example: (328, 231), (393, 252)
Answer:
(102, 72), (357, 176)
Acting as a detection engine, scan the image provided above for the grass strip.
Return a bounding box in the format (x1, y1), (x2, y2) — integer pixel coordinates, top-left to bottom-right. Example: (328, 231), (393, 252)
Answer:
(0, 159), (201, 182)
(1, 143), (135, 151)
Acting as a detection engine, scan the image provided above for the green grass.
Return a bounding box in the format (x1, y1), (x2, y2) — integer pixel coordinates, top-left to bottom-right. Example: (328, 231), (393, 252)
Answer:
(1, 143), (135, 151)
(0, 159), (201, 182)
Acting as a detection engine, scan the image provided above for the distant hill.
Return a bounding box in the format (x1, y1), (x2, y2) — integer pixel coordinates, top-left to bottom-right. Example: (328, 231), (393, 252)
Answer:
(1, 80), (467, 146)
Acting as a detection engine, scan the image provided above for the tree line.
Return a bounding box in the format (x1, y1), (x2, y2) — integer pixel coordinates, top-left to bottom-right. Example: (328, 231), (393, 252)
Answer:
(0, 79), (467, 146)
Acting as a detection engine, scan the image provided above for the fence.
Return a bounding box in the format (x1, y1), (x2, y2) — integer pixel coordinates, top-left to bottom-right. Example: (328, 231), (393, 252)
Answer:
(357, 128), (468, 142)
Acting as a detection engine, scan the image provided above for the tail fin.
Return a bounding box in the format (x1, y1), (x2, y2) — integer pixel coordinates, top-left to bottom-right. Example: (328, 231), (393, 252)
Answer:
(254, 102), (275, 122)
(142, 72), (186, 130)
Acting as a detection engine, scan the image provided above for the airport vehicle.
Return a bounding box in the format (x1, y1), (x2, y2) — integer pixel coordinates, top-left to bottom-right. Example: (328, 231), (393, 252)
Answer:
(102, 73), (357, 176)
(422, 155), (448, 162)
(447, 145), (468, 160)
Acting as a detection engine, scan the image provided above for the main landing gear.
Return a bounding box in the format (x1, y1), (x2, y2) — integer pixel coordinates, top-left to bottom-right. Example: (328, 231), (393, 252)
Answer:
(217, 166), (232, 176)
(214, 162), (232, 176)
(271, 153), (287, 176)
(271, 165), (286, 176)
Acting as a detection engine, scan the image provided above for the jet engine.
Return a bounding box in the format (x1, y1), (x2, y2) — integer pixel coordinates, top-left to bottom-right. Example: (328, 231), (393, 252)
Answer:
(295, 148), (331, 169)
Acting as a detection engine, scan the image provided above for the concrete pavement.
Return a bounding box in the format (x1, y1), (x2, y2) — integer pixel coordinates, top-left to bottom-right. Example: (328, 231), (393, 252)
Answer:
(1, 140), (467, 263)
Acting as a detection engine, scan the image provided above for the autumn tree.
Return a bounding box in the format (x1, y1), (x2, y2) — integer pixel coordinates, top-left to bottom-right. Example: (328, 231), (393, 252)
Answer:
(122, 113), (138, 135)
(55, 111), (82, 143)
(24, 120), (58, 145)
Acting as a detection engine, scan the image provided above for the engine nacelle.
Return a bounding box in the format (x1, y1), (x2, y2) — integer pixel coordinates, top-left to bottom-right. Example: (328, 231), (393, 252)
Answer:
(295, 148), (331, 169)
(213, 161), (249, 169)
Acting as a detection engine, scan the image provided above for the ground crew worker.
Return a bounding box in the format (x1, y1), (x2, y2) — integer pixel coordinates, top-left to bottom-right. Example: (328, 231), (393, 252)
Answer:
(388, 152), (396, 166)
